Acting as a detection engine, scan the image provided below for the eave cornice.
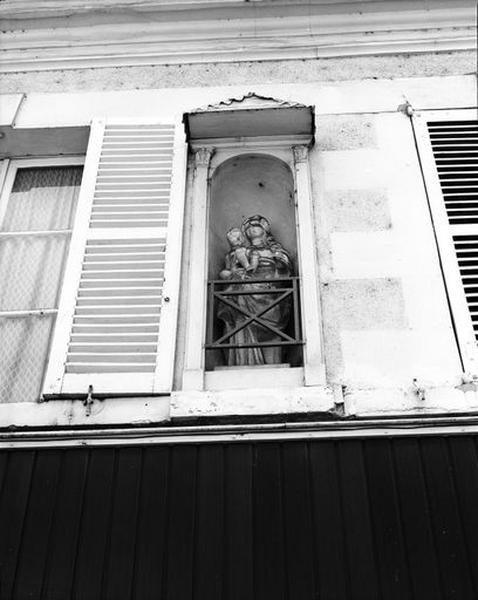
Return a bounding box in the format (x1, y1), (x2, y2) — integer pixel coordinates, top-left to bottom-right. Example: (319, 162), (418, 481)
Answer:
(0, 0), (475, 73)
(3, 414), (478, 448)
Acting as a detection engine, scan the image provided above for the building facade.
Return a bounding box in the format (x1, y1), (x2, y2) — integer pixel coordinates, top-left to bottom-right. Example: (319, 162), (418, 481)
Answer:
(0, 1), (477, 598)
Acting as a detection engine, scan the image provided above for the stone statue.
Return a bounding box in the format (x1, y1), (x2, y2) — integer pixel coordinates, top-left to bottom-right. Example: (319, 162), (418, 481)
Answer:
(216, 215), (292, 366)
(219, 227), (259, 280)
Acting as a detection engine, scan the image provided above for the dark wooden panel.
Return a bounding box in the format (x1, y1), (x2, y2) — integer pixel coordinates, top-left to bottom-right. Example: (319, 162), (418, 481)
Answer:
(71, 448), (116, 600)
(194, 445), (225, 600)
(309, 441), (349, 600)
(448, 437), (478, 595)
(40, 448), (90, 600)
(223, 444), (254, 600)
(1, 433), (478, 600)
(420, 437), (475, 599)
(165, 445), (198, 600)
(337, 440), (380, 600)
(13, 450), (62, 600)
(0, 451), (35, 600)
(253, 443), (287, 600)
(103, 447), (143, 600)
(131, 446), (170, 600)
(364, 439), (413, 600)
(0, 452), (7, 499)
(393, 438), (443, 599)
(281, 442), (316, 600)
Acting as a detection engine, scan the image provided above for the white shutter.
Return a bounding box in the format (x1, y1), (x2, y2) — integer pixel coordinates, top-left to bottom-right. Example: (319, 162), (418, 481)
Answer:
(427, 119), (478, 342)
(43, 119), (187, 395)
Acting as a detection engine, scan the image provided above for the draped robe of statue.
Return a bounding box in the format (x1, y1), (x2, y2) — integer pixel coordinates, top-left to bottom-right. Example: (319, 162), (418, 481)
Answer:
(217, 215), (292, 366)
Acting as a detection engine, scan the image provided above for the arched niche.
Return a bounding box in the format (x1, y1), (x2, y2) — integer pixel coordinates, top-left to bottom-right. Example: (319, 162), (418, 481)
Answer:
(208, 153), (297, 280)
(207, 153), (302, 370)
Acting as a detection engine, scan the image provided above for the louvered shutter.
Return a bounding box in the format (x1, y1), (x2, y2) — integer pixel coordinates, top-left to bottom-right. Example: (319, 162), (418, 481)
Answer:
(427, 119), (478, 343)
(43, 119), (186, 395)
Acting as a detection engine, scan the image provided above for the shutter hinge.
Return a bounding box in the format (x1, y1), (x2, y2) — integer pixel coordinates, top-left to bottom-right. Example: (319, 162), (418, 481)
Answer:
(83, 384), (94, 416)
(412, 378), (425, 401)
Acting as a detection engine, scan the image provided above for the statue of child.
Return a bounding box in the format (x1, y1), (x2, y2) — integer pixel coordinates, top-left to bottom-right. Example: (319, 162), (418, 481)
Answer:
(219, 227), (259, 280)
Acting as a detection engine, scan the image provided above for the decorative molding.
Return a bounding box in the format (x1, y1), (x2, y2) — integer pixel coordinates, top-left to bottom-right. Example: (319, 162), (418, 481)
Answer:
(293, 145), (309, 164)
(0, 0), (242, 16)
(190, 135), (313, 150)
(0, 3), (474, 73)
(191, 92), (309, 113)
(194, 146), (214, 167)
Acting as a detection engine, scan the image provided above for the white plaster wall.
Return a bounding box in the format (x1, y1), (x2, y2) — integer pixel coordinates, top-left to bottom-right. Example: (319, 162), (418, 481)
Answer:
(1, 75), (475, 128)
(1, 73), (477, 425)
(314, 111), (462, 385)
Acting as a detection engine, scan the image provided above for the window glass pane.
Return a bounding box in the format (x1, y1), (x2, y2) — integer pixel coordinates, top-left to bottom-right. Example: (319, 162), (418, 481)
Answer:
(0, 315), (55, 403)
(0, 235), (70, 310)
(0, 165), (83, 402)
(2, 166), (82, 232)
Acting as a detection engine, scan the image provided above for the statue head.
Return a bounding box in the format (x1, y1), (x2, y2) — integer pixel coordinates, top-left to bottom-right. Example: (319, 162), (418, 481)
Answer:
(226, 227), (246, 248)
(241, 215), (271, 243)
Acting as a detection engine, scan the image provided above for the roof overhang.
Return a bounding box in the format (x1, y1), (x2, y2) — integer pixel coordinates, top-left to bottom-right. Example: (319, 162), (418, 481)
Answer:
(0, 0), (474, 73)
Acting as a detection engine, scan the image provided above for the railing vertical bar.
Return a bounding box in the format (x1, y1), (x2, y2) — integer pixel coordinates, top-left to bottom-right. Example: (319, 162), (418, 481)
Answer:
(206, 281), (214, 346)
(293, 278), (300, 342)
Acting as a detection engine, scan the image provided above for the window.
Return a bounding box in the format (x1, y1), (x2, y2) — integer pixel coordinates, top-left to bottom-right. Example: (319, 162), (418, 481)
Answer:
(0, 119), (187, 404)
(0, 158), (83, 403)
(413, 109), (478, 375)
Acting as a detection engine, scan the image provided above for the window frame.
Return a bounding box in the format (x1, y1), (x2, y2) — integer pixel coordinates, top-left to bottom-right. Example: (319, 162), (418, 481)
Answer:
(0, 155), (86, 402)
(412, 107), (478, 377)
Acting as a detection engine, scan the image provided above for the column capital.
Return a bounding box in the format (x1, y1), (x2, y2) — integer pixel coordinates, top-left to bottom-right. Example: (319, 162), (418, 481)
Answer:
(194, 146), (215, 167)
(292, 144), (309, 164)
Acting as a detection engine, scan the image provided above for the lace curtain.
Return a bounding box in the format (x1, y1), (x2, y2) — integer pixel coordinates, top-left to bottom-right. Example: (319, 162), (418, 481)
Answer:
(0, 166), (83, 403)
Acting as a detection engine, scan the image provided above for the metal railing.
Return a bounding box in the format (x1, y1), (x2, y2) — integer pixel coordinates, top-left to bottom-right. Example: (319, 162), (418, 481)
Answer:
(205, 276), (303, 353)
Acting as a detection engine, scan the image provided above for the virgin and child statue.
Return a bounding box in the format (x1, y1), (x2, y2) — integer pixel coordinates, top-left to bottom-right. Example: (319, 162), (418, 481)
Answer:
(216, 215), (292, 366)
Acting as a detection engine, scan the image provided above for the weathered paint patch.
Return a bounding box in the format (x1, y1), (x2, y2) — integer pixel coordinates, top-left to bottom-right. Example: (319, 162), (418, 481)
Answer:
(0, 52), (473, 94)
(323, 188), (391, 232)
(321, 277), (407, 382)
(315, 114), (377, 150)
(322, 278), (407, 330)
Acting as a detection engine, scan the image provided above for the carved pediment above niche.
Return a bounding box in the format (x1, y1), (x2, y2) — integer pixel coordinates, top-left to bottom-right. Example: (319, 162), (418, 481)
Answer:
(184, 92), (315, 145)
(191, 92), (309, 114)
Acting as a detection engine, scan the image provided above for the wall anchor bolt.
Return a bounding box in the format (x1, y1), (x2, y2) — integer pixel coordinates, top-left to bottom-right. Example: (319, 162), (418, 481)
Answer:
(397, 100), (414, 116)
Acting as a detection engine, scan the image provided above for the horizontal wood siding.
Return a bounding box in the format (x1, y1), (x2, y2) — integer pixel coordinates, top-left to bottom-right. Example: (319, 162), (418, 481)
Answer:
(1, 435), (477, 599)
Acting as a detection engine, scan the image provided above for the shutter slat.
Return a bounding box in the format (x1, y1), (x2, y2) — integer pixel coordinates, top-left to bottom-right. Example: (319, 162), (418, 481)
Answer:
(78, 289), (161, 298)
(71, 325), (159, 333)
(66, 365), (154, 373)
(94, 191), (170, 198)
(71, 335), (158, 343)
(84, 253), (165, 261)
